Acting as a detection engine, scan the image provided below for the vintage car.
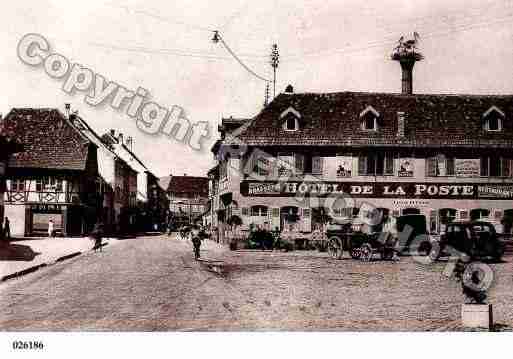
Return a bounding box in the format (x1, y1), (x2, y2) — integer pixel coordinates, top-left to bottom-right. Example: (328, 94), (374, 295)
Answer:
(436, 221), (505, 261)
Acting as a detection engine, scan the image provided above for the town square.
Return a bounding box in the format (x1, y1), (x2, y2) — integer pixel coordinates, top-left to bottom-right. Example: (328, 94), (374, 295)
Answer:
(2, 0), (513, 357)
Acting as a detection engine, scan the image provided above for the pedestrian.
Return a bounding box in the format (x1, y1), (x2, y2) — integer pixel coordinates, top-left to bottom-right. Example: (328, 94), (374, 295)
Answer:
(91, 221), (104, 252)
(48, 219), (54, 238)
(4, 217), (11, 240)
(191, 225), (202, 260)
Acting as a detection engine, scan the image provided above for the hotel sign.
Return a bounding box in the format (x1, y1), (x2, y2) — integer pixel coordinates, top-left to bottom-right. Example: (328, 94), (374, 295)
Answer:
(241, 181), (513, 200)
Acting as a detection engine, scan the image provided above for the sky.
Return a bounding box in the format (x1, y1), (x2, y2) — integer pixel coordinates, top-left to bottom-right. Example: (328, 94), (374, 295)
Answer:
(2, 0), (513, 178)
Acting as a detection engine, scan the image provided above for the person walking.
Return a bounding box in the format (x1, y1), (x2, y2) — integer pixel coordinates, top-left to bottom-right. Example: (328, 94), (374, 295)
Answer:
(91, 221), (104, 252)
(4, 217), (11, 240)
(48, 219), (54, 238)
(191, 225), (202, 260)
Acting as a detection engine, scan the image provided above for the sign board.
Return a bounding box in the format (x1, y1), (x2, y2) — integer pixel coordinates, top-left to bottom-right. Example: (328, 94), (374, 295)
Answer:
(398, 158), (414, 177)
(455, 159), (480, 178)
(336, 156), (352, 178)
(241, 181), (513, 200)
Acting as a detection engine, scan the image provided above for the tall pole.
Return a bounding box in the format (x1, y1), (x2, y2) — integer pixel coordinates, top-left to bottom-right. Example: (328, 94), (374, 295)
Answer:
(270, 44), (280, 98)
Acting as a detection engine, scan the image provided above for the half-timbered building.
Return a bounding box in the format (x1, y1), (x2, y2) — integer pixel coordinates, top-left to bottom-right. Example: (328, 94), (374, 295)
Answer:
(2, 108), (102, 236)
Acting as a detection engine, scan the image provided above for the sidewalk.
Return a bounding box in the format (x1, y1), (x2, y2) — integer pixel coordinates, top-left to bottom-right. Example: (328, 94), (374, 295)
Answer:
(0, 237), (115, 281)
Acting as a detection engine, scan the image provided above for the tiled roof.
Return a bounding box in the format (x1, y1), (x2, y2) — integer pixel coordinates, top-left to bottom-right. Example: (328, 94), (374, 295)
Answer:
(230, 92), (513, 147)
(2, 108), (92, 170)
(164, 175), (209, 197)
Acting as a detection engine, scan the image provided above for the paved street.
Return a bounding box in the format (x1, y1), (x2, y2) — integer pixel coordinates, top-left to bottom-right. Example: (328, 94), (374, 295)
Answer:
(1, 234), (512, 331)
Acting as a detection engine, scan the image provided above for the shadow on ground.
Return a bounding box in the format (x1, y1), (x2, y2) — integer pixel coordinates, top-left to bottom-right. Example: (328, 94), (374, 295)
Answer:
(0, 243), (41, 261)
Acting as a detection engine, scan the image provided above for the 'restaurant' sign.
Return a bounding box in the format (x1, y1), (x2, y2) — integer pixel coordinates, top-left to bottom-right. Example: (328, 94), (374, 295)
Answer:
(455, 159), (480, 178)
(241, 181), (513, 200)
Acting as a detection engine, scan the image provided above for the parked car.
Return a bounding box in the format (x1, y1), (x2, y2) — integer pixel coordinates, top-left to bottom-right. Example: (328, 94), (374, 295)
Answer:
(436, 221), (505, 261)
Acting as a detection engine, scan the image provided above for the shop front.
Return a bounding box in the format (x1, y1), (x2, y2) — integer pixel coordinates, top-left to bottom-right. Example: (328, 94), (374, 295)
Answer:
(238, 180), (513, 236)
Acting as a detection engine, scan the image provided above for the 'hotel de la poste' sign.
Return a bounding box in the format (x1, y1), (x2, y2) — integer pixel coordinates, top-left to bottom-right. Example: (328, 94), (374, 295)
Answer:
(241, 181), (513, 200)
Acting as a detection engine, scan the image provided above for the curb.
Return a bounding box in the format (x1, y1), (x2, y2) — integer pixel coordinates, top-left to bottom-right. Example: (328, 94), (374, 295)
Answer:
(1, 242), (109, 283)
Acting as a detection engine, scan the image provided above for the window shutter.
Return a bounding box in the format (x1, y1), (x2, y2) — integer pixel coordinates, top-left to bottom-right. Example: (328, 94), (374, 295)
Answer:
(295, 154), (305, 174)
(241, 207), (249, 216)
(480, 157), (488, 177)
(385, 154), (394, 175)
(446, 157), (455, 176)
(502, 158), (510, 177)
(358, 156), (366, 176)
(426, 158), (437, 177)
(312, 156), (323, 175)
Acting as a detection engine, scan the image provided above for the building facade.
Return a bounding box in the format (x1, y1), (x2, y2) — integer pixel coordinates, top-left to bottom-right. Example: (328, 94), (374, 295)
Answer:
(68, 111), (138, 235)
(211, 87), (513, 241)
(162, 175), (209, 228)
(101, 130), (167, 231)
(2, 108), (102, 236)
(0, 121), (23, 236)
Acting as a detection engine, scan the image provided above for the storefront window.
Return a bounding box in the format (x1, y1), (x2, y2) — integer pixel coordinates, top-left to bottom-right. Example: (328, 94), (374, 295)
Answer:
(470, 208), (490, 221)
(251, 205), (268, 217)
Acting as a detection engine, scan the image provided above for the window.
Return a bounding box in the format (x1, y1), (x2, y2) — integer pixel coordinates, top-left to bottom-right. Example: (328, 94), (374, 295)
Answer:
(35, 177), (63, 192)
(426, 155), (455, 177)
(358, 153), (394, 176)
(286, 116), (297, 131)
(363, 115), (376, 130)
(312, 156), (323, 175)
(280, 107), (301, 131)
(481, 156), (512, 177)
(482, 106), (505, 132)
(251, 205), (268, 217)
(10, 179), (25, 192)
(359, 106), (380, 131)
(488, 116), (500, 131)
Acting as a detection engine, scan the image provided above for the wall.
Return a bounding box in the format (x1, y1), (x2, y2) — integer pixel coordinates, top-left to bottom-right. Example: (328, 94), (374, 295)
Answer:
(4, 204), (26, 236)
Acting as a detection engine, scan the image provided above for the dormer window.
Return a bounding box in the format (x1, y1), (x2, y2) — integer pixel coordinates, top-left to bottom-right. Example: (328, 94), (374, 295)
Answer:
(286, 116), (296, 130)
(483, 106), (505, 132)
(280, 107), (301, 131)
(360, 105), (380, 131)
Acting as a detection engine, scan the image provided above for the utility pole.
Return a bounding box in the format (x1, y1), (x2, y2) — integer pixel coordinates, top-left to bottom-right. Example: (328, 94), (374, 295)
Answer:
(270, 44), (280, 98)
(264, 82), (270, 107)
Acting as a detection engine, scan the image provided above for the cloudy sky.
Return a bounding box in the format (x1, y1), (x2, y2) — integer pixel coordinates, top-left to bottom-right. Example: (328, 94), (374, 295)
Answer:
(2, 0), (513, 177)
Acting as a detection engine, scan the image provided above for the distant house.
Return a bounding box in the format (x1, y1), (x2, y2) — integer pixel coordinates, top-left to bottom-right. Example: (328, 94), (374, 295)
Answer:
(161, 174), (208, 228)
(68, 113), (138, 235)
(101, 129), (168, 231)
(2, 108), (102, 236)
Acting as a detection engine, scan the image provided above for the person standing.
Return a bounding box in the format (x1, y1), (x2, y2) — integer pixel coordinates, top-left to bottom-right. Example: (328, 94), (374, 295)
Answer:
(191, 225), (202, 260)
(4, 217), (11, 240)
(48, 219), (54, 238)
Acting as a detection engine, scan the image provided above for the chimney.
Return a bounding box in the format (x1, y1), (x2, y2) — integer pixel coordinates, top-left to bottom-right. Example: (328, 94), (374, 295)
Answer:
(400, 61), (415, 95)
(64, 103), (71, 118)
(285, 84), (294, 94)
(391, 32), (423, 95)
(397, 112), (406, 137)
(110, 129), (115, 137)
(118, 133), (123, 144)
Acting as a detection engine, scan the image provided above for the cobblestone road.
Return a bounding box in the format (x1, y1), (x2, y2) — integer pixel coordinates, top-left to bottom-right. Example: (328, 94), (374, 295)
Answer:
(1, 235), (512, 331)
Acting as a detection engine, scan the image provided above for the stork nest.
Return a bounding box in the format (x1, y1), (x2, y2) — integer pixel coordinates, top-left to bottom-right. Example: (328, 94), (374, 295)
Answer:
(391, 49), (424, 62)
